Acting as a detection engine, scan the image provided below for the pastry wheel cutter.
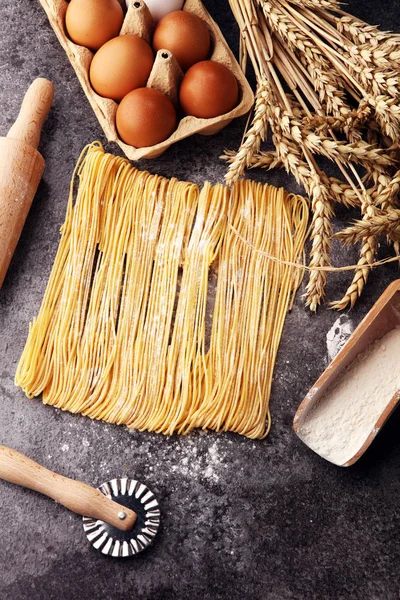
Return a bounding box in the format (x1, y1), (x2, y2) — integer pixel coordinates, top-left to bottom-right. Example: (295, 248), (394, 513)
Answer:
(0, 445), (160, 557)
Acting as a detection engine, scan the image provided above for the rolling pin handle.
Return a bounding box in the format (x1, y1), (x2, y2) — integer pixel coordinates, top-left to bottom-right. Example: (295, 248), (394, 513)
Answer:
(6, 78), (54, 150)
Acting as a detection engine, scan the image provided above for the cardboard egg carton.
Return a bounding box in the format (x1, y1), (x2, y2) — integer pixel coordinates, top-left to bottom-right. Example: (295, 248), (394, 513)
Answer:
(39, 0), (254, 159)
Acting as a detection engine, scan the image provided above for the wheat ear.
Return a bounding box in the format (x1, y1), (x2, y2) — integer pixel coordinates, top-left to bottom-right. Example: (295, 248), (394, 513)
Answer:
(304, 177), (334, 311)
(335, 209), (400, 245)
(225, 79), (269, 184)
(331, 198), (379, 310)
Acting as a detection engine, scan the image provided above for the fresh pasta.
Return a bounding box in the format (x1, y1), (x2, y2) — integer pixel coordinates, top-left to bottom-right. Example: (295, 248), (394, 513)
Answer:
(16, 142), (309, 438)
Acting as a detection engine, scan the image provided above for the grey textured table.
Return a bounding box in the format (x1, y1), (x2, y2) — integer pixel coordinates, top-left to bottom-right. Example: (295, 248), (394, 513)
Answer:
(1, 1), (399, 599)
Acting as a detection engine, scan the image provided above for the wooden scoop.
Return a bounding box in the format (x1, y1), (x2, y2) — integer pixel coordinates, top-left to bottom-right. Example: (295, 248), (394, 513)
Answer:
(294, 280), (400, 466)
(0, 78), (54, 287)
(0, 445), (137, 531)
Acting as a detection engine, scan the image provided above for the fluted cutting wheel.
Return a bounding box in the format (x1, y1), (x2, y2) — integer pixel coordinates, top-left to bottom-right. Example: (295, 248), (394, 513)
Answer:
(82, 477), (161, 557)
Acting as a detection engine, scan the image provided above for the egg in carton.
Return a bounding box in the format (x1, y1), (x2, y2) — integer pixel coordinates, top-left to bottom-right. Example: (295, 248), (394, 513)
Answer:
(39, 0), (254, 159)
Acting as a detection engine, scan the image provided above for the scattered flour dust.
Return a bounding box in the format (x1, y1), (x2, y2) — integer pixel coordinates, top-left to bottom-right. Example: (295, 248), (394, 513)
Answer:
(326, 315), (354, 362)
(169, 438), (225, 483)
(299, 327), (400, 466)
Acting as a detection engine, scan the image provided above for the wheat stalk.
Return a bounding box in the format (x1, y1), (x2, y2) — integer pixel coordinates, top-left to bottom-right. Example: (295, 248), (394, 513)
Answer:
(321, 176), (360, 209)
(261, 0), (351, 118)
(304, 178), (333, 310)
(336, 15), (395, 47)
(222, 149), (368, 209)
(226, 0), (400, 310)
(335, 209), (400, 244)
(303, 102), (371, 135)
(288, 0), (340, 10)
(225, 79), (269, 184)
(222, 148), (282, 170)
(372, 168), (400, 258)
(277, 2), (400, 142)
(267, 103), (334, 310)
(331, 197), (380, 310)
(298, 133), (393, 167)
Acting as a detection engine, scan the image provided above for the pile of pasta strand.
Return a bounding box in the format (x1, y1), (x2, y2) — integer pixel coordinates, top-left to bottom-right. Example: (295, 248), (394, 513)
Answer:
(16, 142), (309, 438)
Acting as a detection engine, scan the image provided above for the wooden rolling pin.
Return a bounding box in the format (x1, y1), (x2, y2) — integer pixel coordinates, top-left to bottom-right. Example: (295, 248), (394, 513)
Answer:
(0, 78), (54, 287)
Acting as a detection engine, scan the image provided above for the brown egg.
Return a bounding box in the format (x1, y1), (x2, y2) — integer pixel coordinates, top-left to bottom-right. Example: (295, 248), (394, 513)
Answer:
(152, 11), (210, 72)
(116, 88), (177, 147)
(179, 60), (239, 119)
(65, 0), (124, 51)
(89, 35), (154, 101)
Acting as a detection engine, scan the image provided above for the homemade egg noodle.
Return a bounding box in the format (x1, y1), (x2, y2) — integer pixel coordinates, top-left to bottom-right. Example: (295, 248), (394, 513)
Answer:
(16, 142), (309, 438)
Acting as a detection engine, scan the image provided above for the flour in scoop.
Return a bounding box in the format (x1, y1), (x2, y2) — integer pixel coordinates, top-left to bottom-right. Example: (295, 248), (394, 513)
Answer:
(298, 327), (400, 466)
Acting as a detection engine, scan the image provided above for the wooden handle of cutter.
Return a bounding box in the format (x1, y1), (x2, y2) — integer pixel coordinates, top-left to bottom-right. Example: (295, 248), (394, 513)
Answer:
(0, 446), (137, 531)
(7, 78), (54, 149)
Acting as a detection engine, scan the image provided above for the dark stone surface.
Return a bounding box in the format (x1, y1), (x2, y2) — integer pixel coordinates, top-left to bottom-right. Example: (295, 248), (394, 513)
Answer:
(1, 1), (399, 599)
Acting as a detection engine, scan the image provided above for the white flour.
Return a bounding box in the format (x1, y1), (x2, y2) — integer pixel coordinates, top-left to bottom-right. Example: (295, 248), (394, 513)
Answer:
(169, 439), (225, 483)
(298, 327), (400, 466)
(326, 316), (354, 362)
